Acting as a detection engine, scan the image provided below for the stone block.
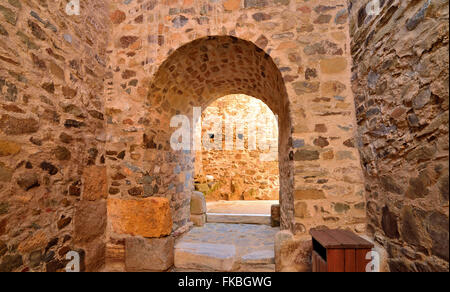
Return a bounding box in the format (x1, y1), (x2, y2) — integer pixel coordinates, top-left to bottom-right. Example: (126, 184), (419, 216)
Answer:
(108, 197), (172, 238)
(82, 165), (107, 201)
(105, 243), (125, 272)
(83, 239), (106, 272)
(18, 230), (48, 253)
(0, 140), (21, 156)
(294, 189), (326, 200)
(191, 191), (206, 215)
(275, 231), (312, 272)
(191, 214), (206, 227)
(320, 57), (347, 74)
(271, 204), (280, 227)
(74, 200), (107, 244)
(125, 236), (174, 272)
(223, 0), (241, 11)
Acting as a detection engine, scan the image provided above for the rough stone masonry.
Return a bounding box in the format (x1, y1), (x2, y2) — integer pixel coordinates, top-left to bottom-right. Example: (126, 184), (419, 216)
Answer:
(0, 0), (447, 272)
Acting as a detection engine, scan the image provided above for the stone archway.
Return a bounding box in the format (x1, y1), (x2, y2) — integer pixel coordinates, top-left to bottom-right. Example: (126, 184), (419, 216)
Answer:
(144, 35), (294, 233)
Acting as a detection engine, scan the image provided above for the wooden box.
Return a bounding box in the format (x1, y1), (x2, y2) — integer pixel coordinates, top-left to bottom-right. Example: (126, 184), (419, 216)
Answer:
(310, 229), (374, 272)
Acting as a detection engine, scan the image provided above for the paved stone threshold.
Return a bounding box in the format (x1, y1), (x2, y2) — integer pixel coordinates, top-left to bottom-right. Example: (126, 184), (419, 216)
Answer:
(174, 223), (279, 272)
(207, 213), (271, 225)
(206, 200), (277, 225)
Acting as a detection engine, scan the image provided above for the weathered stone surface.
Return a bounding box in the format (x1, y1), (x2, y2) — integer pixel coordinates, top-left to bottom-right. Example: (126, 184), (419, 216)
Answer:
(0, 140), (21, 156)
(53, 146), (71, 161)
(382, 206), (399, 239)
(0, 0), (111, 273)
(191, 191), (206, 215)
(271, 204), (280, 227)
(293, 81), (320, 95)
(191, 214), (206, 227)
(0, 240), (6, 256)
(0, 5), (17, 25)
(294, 189), (326, 200)
(17, 172), (40, 191)
(349, 0), (449, 271)
(119, 36), (139, 48)
(108, 197), (172, 237)
(0, 254), (22, 272)
(0, 162), (14, 182)
(175, 242), (237, 271)
(223, 0), (241, 11)
(295, 201), (310, 218)
(0, 115), (39, 135)
(275, 231), (311, 272)
(294, 149), (320, 161)
(82, 166), (107, 201)
(110, 10), (126, 24)
(18, 230), (48, 253)
(320, 57), (347, 74)
(74, 200), (107, 244)
(425, 211), (449, 261)
(125, 236), (174, 272)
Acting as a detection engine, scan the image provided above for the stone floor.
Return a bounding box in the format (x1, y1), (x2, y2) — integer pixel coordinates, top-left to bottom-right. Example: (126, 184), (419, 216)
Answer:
(207, 200), (277, 215)
(174, 223), (279, 272)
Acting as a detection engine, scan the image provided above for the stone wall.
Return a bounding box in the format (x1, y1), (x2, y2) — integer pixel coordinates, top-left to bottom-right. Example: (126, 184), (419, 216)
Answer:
(0, 0), (109, 271)
(194, 94), (279, 201)
(349, 0), (449, 272)
(106, 0), (366, 240)
(0, 0), (373, 272)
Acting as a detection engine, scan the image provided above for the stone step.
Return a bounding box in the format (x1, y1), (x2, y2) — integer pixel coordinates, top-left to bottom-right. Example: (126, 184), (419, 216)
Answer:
(174, 242), (237, 272)
(237, 250), (275, 272)
(174, 241), (275, 272)
(206, 213), (271, 225)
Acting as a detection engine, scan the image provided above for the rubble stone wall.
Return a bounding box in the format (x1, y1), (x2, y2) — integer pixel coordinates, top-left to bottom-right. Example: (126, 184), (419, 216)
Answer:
(0, 0), (375, 272)
(106, 0), (366, 241)
(0, 0), (110, 272)
(349, 0), (449, 272)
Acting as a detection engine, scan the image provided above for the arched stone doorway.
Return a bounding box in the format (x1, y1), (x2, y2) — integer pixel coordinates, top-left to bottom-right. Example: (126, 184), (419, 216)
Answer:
(145, 36), (294, 232)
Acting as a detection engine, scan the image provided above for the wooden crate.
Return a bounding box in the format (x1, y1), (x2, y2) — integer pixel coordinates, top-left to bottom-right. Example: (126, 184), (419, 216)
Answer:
(310, 229), (374, 272)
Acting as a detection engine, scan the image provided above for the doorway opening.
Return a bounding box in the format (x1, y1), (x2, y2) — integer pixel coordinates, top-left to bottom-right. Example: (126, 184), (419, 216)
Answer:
(145, 36), (294, 232)
(146, 36), (294, 272)
(194, 94), (279, 224)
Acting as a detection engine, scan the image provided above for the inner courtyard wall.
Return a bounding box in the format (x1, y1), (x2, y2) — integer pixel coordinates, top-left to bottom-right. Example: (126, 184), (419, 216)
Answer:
(194, 94), (280, 201)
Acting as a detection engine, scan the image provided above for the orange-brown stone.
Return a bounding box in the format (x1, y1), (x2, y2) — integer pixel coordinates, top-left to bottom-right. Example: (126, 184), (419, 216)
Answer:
(320, 57), (347, 74)
(294, 189), (326, 200)
(18, 230), (48, 253)
(0, 140), (20, 156)
(223, 0), (241, 11)
(83, 165), (108, 201)
(107, 197), (173, 238)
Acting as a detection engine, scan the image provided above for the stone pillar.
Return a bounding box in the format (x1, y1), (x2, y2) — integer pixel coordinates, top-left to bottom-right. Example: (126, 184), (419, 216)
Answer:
(190, 191), (206, 226)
